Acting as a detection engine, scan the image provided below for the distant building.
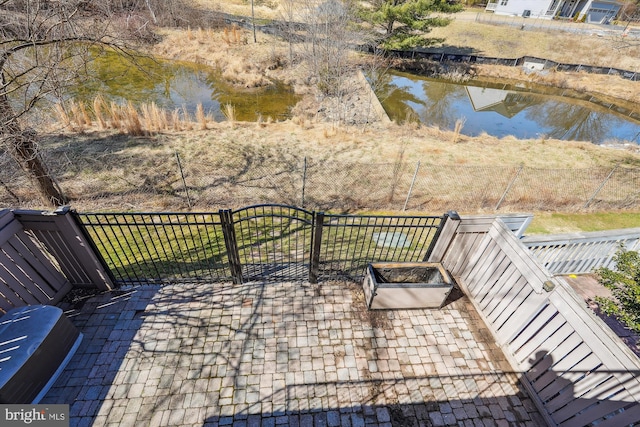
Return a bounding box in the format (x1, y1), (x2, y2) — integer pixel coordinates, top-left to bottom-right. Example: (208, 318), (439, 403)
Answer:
(485, 0), (623, 24)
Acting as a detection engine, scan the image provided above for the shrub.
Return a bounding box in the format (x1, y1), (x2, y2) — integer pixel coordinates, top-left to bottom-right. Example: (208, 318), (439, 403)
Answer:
(595, 247), (640, 333)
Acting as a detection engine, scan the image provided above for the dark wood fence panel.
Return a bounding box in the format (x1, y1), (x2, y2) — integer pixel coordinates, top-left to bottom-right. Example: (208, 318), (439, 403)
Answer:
(14, 208), (113, 290)
(0, 210), (72, 313)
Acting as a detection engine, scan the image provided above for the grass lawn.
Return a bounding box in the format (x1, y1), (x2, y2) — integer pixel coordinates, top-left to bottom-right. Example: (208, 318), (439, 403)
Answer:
(527, 211), (640, 234)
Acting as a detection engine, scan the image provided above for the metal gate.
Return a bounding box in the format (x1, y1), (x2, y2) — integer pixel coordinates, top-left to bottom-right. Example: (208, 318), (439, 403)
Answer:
(224, 205), (315, 282)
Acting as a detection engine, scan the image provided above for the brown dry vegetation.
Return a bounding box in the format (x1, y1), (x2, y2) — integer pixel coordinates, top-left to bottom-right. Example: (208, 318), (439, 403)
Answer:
(148, 6), (640, 105)
(25, 3), (640, 214)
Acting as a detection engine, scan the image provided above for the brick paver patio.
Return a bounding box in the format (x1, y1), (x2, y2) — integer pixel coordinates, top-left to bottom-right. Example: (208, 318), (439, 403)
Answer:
(42, 281), (546, 427)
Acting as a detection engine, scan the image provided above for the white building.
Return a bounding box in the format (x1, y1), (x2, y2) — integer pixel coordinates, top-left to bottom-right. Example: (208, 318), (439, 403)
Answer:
(485, 0), (623, 24)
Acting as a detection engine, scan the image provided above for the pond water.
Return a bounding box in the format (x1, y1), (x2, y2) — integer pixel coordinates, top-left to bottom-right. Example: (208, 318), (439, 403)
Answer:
(73, 51), (640, 144)
(71, 50), (300, 122)
(378, 70), (640, 145)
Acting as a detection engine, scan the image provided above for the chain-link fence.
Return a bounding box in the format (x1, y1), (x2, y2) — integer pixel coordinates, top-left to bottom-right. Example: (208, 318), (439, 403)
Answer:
(2, 150), (639, 212)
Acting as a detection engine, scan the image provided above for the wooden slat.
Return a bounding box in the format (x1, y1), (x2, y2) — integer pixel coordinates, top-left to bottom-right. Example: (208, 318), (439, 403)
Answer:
(15, 211), (113, 290)
(32, 229), (91, 284)
(530, 244), (559, 266)
(0, 219), (22, 247)
(476, 252), (513, 307)
(465, 240), (504, 297)
(523, 228), (640, 274)
(0, 212), (72, 310)
(0, 210), (15, 230)
(508, 303), (558, 358)
(556, 393), (630, 426)
(535, 345), (597, 399)
(578, 372), (640, 403)
(482, 264), (521, 317)
(0, 252), (42, 305)
(550, 285), (640, 371)
(575, 241), (609, 272)
(522, 227), (640, 245)
(592, 402), (640, 427)
(9, 233), (68, 291)
(3, 238), (59, 298)
(488, 220), (550, 293)
(545, 369), (613, 413)
(494, 286), (547, 343)
(486, 273), (529, 326)
(460, 230), (495, 282)
(526, 331), (583, 386)
(0, 273), (28, 311)
(449, 233), (485, 277)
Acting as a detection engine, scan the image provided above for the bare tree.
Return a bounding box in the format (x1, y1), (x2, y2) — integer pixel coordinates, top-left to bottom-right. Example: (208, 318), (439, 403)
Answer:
(0, 0), (198, 207)
(278, 0), (301, 64)
(301, 0), (358, 96)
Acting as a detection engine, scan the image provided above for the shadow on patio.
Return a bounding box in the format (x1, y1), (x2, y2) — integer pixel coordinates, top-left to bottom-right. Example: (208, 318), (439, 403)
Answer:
(42, 281), (546, 427)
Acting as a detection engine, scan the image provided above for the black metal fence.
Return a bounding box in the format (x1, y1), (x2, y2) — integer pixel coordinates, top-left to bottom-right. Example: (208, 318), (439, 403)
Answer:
(389, 50), (640, 82)
(75, 205), (447, 286)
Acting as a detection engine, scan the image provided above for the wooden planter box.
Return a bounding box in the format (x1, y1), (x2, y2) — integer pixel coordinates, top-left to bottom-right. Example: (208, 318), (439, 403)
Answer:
(363, 262), (453, 309)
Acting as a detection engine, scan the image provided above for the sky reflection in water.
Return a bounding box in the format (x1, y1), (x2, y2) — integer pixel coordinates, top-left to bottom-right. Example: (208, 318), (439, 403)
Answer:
(380, 71), (640, 145)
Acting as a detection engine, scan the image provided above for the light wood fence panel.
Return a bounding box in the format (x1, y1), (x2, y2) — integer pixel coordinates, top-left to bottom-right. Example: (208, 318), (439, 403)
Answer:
(522, 228), (640, 275)
(438, 215), (640, 427)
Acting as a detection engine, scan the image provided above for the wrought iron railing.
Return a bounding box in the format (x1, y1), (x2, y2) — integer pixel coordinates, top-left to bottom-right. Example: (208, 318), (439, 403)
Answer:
(74, 205), (447, 285)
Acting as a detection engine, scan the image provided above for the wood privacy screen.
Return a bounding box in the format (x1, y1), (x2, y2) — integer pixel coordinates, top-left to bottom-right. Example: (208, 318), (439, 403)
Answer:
(523, 228), (640, 275)
(0, 210), (72, 314)
(435, 216), (640, 427)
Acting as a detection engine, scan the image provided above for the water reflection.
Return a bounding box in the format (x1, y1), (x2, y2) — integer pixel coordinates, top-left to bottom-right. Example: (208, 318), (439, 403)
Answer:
(379, 71), (640, 144)
(71, 50), (299, 122)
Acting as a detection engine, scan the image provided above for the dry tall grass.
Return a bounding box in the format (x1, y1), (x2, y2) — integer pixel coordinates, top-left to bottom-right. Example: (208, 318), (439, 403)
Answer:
(452, 118), (466, 144)
(55, 98), (215, 134)
(222, 104), (236, 126)
(23, 120), (640, 213)
(222, 24), (243, 45)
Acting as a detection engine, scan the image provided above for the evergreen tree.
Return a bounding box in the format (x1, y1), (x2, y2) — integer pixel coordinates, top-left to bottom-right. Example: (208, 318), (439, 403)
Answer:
(360, 0), (463, 50)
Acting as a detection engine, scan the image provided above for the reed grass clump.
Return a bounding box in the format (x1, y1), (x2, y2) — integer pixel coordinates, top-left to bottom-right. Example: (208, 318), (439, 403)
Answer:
(93, 95), (108, 129)
(222, 104), (236, 126)
(196, 104), (207, 130)
(54, 97), (212, 135)
(222, 24), (243, 45)
(452, 117), (466, 144)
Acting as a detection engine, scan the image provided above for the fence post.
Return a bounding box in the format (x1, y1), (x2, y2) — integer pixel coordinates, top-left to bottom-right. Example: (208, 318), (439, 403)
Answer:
(301, 156), (307, 208)
(496, 164), (524, 210)
(584, 164), (619, 209)
(425, 211), (461, 263)
(220, 209), (243, 284)
(175, 152), (192, 209)
(309, 211), (324, 284)
(403, 161), (420, 211)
